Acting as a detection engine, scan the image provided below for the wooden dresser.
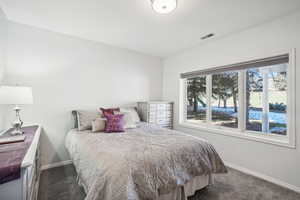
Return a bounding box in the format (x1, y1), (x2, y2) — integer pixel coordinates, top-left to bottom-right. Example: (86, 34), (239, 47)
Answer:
(137, 101), (174, 129)
(0, 125), (41, 200)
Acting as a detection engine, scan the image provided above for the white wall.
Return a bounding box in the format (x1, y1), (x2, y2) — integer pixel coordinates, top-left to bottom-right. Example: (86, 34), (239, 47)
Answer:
(163, 11), (300, 190)
(0, 8), (7, 131)
(3, 21), (163, 165)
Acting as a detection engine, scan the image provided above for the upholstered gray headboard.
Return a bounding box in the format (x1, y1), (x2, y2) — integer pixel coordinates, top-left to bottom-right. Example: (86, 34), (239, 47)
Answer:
(72, 110), (78, 129)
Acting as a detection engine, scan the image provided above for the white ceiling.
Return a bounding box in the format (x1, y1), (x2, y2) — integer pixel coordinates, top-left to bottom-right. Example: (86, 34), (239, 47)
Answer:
(0, 0), (300, 58)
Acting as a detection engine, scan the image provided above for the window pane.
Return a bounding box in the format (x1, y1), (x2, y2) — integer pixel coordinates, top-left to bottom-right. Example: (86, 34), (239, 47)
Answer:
(211, 71), (238, 128)
(246, 68), (263, 132)
(268, 66), (287, 135)
(186, 76), (207, 123)
(246, 64), (287, 135)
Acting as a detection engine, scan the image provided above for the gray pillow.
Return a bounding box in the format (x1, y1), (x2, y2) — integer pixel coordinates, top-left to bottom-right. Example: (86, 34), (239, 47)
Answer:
(73, 110), (102, 131)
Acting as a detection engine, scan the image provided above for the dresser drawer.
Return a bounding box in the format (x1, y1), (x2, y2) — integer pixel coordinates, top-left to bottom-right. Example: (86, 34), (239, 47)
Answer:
(156, 110), (166, 118)
(149, 104), (157, 110)
(157, 104), (167, 110)
(156, 117), (172, 124)
(137, 102), (173, 129)
(148, 112), (156, 122)
(161, 125), (173, 129)
(148, 110), (157, 116)
(157, 110), (172, 118)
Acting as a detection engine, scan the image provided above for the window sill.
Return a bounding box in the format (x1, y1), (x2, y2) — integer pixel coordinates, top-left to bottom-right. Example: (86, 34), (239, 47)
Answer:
(178, 122), (296, 149)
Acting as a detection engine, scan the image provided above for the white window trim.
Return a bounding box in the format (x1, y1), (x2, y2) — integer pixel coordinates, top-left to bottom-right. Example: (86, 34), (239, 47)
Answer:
(179, 49), (296, 149)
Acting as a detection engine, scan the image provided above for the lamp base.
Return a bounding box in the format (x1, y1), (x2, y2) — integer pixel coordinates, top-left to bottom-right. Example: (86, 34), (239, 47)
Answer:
(10, 105), (24, 136)
(10, 129), (24, 136)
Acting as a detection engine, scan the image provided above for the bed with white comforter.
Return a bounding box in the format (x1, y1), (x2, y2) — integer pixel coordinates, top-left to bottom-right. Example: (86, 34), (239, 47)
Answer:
(65, 122), (227, 200)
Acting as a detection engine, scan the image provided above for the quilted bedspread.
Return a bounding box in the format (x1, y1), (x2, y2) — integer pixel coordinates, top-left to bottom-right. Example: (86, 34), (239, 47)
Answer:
(65, 123), (227, 200)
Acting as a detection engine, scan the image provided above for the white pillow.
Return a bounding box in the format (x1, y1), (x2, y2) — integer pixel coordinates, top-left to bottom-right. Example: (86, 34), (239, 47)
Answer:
(91, 118), (106, 132)
(120, 107), (140, 123)
(115, 111), (137, 129)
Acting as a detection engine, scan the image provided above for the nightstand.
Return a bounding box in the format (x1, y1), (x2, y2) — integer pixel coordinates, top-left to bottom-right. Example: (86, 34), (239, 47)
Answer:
(0, 125), (42, 200)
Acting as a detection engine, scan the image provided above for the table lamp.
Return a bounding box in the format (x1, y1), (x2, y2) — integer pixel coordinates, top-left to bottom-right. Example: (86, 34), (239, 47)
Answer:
(0, 86), (33, 135)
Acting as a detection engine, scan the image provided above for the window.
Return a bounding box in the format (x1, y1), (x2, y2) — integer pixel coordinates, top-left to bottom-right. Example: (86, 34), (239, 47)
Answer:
(180, 53), (295, 147)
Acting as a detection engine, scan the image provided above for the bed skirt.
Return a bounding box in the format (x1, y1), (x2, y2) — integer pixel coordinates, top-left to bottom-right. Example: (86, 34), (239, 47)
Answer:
(77, 174), (212, 200)
(158, 174), (212, 200)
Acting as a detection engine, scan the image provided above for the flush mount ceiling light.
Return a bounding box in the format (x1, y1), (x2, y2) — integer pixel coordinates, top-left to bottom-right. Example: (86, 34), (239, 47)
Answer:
(151, 0), (177, 14)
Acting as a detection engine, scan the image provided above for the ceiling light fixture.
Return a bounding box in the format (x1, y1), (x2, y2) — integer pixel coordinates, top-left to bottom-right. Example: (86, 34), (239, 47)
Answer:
(151, 0), (177, 14)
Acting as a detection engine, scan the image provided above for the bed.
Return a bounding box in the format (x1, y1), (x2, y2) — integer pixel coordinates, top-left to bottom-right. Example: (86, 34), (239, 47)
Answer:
(65, 122), (227, 200)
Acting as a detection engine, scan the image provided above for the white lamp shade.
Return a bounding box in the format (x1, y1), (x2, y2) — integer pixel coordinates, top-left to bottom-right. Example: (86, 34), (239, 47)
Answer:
(0, 86), (33, 105)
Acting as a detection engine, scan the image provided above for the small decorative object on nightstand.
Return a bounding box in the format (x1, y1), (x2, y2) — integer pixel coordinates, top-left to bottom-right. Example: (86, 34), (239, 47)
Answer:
(0, 85), (33, 135)
(137, 101), (174, 129)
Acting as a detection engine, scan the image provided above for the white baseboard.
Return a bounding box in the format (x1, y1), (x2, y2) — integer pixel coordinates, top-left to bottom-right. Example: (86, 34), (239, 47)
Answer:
(41, 160), (73, 171)
(225, 161), (300, 194)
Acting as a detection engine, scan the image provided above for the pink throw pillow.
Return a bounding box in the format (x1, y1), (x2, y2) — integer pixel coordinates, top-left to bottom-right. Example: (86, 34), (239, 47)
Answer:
(104, 114), (125, 133)
(100, 107), (120, 116)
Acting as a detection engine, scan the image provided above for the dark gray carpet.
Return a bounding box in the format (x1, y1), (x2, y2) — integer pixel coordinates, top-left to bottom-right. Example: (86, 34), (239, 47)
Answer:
(38, 164), (300, 200)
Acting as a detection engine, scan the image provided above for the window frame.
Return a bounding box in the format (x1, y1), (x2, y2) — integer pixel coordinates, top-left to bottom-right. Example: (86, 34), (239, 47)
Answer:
(179, 49), (296, 148)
